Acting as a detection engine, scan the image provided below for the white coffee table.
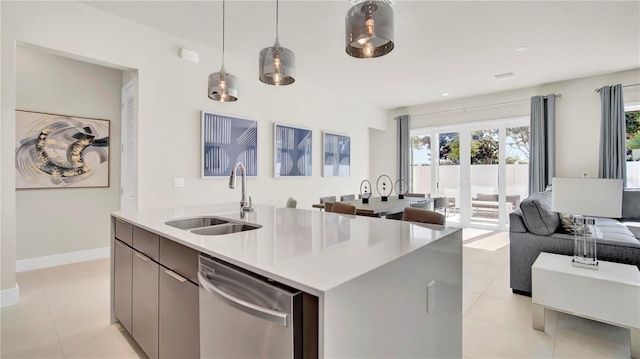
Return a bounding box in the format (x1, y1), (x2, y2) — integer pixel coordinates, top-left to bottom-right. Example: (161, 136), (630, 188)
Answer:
(532, 252), (640, 359)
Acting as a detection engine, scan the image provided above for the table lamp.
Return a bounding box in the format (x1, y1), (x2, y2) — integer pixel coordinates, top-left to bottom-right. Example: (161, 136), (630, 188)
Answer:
(551, 177), (623, 269)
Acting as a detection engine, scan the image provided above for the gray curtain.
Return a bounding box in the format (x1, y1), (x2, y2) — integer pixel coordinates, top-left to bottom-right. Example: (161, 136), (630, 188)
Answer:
(598, 84), (626, 186)
(397, 115), (410, 189)
(529, 95), (556, 194)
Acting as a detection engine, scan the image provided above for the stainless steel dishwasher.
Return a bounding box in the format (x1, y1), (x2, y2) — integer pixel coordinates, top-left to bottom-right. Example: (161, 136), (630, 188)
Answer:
(198, 254), (303, 358)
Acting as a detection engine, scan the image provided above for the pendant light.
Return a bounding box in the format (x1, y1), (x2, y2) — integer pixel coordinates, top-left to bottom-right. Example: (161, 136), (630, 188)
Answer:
(259, 0), (295, 86)
(345, 0), (394, 58)
(209, 0), (238, 102)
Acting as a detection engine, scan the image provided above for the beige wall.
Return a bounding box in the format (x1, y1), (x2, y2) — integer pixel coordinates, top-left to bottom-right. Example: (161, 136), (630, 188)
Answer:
(1, 1), (388, 292)
(15, 46), (123, 260)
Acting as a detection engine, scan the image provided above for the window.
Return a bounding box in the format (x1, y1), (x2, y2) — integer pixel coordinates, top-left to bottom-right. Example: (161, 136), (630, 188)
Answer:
(410, 117), (529, 230)
(626, 108), (640, 188)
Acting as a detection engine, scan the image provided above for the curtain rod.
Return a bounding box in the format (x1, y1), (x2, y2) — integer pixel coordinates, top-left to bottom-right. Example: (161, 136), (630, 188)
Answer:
(411, 93), (562, 118)
(594, 83), (640, 92)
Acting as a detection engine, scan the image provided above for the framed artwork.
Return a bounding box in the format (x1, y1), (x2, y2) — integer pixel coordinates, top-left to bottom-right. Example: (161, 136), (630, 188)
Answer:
(15, 110), (110, 189)
(274, 123), (312, 177)
(202, 111), (257, 178)
(323, 132), (351, 177)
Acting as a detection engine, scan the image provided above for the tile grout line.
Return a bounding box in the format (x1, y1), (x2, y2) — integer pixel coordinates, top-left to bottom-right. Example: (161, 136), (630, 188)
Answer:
(37, 267), (66, 358)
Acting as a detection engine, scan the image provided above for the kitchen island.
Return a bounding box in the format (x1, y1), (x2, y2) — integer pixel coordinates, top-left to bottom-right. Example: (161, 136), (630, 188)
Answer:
(111, 203), (462, 358)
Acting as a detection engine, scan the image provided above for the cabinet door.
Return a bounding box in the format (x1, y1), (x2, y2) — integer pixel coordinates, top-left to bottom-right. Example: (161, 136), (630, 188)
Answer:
(159, 269), (199, 359)
(114, 240), (133, 334)
(132, 251), (159, 359)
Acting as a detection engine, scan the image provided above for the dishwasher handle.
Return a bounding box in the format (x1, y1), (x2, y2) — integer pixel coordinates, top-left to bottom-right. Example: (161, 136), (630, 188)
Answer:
(198, 271), (289, 327)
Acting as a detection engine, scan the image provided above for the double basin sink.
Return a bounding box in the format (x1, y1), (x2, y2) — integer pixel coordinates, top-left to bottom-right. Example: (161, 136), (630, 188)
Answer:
(165, 215), (262, 236)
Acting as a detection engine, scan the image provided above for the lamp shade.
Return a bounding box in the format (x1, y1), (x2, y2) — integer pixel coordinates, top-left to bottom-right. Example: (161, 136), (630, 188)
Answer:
(208, 68), (238, 102)
(259, 42), (295, 86)
(551, 177), (623, 218)
(345, 0), (394, 58)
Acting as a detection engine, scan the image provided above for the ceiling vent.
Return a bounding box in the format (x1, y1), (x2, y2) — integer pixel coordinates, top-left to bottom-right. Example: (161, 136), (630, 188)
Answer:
(493, 72), (517, 81)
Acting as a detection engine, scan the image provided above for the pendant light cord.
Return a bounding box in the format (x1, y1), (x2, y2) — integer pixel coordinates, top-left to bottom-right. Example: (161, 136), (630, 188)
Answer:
(221, 0), (226, 67)
(275, 0), (279, 43)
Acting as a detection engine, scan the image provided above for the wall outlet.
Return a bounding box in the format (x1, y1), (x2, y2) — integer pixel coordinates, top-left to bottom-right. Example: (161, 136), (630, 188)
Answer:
(173, 177), (185, 188)
(426, 280), (435, 313)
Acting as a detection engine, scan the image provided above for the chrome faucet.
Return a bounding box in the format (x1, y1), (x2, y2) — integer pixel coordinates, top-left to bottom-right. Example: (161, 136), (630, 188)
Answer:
(229, 162), (253, 218)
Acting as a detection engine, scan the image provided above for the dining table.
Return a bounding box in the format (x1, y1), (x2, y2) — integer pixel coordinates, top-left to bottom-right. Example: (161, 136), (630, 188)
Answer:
(312, 196), (425, 217)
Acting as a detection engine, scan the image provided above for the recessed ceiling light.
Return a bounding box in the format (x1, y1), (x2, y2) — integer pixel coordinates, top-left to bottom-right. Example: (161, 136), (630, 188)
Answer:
(442, 93), (450, 96)
(493, 72), (517, 81)
(516, 46), (528, 52)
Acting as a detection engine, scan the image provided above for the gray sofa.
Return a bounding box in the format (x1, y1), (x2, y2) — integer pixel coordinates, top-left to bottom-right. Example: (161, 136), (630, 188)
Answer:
(509, 189), (640, 296)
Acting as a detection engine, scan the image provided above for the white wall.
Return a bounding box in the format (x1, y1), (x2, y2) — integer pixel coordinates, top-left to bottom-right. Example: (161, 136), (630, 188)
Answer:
(1, 2), (388, 291)
(15, 45), (123, 260)
(383, 68), (640, 179)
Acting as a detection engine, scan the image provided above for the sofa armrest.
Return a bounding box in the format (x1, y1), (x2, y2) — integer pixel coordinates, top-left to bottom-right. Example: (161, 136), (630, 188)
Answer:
(509, 209), (528, 233)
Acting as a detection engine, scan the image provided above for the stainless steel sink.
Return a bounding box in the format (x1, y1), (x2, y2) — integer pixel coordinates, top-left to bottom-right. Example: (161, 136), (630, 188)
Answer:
(165, 216), (229, 230)
(190, 223), (262, 236)
(164, 216), (262, 235)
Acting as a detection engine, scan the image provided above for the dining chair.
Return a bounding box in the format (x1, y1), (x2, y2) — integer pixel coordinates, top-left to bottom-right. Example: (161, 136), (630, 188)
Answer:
(402, 207), (445, 225)
(340, 194), (356, 201)
(320, 196), (337, 203)
(328, 202), (357, 215)
(433, 197), (448, 216)
(323, 201), (335, 212)
(411, 198), (435, 211)
(286, 197), (297, 208)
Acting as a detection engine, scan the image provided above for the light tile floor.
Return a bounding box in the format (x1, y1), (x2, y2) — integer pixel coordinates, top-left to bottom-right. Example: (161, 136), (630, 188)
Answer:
(0, 231), (633, 358)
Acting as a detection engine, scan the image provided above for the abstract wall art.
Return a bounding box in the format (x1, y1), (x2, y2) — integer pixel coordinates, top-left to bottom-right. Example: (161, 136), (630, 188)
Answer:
(274, 123), (312, 177)
(323, 132), (351, 177)
(15, 110), (110, 189)
(201, 111), (258, 178)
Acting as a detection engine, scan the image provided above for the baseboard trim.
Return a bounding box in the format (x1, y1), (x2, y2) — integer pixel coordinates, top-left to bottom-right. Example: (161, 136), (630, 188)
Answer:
(16, 246), (110, 272)
(1, 284), (20, 307)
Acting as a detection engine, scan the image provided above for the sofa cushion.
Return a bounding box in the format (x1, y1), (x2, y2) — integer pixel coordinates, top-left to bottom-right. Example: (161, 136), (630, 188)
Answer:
(622, 221), (640, 239)
(519, 191), (560, 235)
(622, 189), (640, 221)
(476, 193), (498, 202)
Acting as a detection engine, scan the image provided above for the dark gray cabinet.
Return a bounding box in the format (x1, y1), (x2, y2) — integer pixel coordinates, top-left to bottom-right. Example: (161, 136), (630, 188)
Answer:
(112, 216), (200, 359)
(159, 268), (199, 359)
(132, 251), (159, 359)
(113, 239), (133, 334)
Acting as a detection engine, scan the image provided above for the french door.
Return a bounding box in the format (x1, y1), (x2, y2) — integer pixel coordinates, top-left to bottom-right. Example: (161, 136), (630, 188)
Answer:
(411, 117), (529, 231)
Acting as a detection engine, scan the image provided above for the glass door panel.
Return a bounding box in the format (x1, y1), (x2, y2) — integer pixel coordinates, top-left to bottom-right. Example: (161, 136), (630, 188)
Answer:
(438, 132), (460, 223)
(410, 134), (432, 196)
(506, 126), (530, 221)
(469, 129), (500, 228)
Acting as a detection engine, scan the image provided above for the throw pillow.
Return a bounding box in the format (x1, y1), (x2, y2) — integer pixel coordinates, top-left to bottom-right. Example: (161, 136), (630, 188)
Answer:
(519, 191), (561, 235)
(559, 213), (592, 235)
(559, 214), (605, 238)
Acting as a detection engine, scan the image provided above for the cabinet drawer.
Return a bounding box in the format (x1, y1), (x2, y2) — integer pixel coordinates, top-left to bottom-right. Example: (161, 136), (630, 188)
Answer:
(115, 219), (133, 246)
(133, 227), (159, 261)
(159, 237), (199, 284)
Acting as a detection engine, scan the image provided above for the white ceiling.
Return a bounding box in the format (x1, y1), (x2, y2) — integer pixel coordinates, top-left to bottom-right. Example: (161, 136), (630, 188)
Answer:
(83, 0), (640, 110)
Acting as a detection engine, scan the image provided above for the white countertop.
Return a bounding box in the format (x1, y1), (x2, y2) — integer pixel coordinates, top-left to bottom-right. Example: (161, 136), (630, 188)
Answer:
(112, 203), (460, 295)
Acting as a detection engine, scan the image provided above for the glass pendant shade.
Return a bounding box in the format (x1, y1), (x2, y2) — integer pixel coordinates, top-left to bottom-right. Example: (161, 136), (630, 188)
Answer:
(345, 1), (394, 58)
(208, 67), (238, 102)
(208, 0), (238, 102)
(259, 41), (295, 86)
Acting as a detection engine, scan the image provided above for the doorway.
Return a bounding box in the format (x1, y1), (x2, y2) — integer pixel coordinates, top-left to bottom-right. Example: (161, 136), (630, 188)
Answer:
(411, 117), (529, 231)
